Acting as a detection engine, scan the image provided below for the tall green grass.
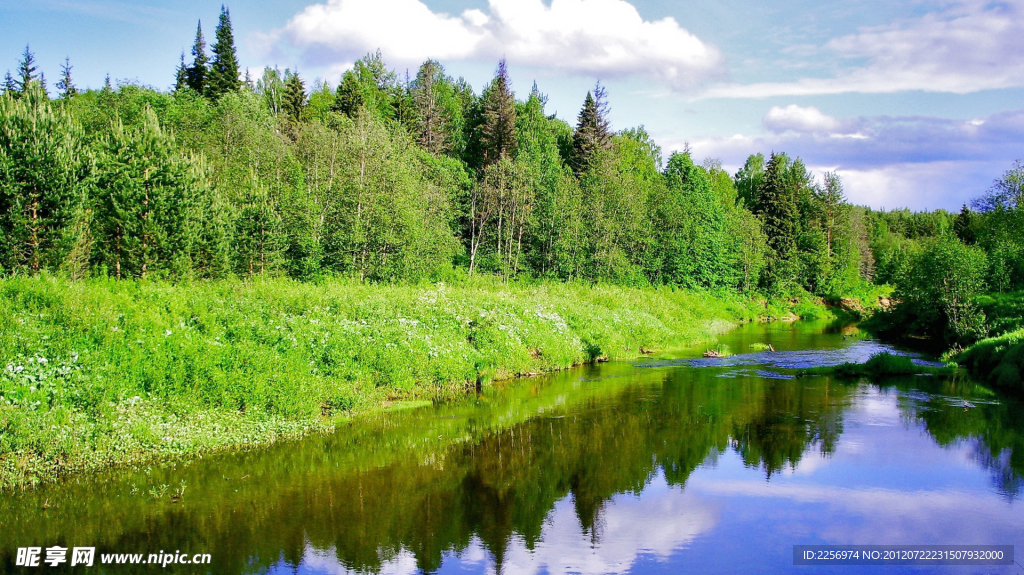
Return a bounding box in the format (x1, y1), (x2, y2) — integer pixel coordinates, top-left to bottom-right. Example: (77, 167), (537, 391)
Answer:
(0, 275), (793, 489)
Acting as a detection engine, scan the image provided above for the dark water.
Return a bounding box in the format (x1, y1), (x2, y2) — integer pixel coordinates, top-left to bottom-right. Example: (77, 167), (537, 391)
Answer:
(1, 322), (1022, 574)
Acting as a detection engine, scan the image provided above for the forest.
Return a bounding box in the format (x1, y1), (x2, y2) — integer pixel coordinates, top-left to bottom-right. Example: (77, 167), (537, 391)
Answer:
(1, 7), (1022, 488)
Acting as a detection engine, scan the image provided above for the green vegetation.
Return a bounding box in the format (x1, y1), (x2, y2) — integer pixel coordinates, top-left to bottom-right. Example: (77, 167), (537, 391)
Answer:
(0, 274), (798, 490)
(798, 352), (957, 378)
(2, 8), (1021, 487)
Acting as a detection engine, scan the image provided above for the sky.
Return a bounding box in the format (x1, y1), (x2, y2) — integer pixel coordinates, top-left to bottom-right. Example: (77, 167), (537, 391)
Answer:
(3, 0), (1024, 211)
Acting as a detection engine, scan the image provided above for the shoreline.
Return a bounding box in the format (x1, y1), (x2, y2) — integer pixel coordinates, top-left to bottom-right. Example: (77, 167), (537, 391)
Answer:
(0, 275), (842, 491)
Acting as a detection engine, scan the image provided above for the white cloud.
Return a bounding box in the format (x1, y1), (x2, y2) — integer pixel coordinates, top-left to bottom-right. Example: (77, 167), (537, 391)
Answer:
(270, 0), (723, 89)
(763, 104), (844, 134)
(682, 107), (1024, 210)
(703, 0), (1024, 97)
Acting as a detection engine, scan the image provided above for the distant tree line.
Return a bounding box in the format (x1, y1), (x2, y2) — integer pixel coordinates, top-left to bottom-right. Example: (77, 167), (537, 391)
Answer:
(1, 8), (1020, 308)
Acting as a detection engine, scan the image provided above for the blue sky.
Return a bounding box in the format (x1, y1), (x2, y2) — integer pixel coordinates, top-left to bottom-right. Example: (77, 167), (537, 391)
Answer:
(3, 0), (1024, 210)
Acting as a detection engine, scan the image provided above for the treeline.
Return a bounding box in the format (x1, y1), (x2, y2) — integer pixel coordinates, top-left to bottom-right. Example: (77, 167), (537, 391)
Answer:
(1, 8), (1017, 304)
(861, 167), (1024, 345)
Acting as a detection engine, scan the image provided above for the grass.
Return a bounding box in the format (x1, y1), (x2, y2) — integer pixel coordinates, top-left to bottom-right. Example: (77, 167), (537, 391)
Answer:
(0, 274), (822, 490)
(952, 291), (1024, 393)
(955, 328), (1024, 392)
(798, 352), (957, 378)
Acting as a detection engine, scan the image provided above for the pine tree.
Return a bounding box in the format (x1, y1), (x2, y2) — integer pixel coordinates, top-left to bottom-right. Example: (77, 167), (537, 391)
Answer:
(103, 74), (113, 92)
(0, 93), (92, 273)
(283, 70), (306, 121)
(185, 21), (209, 95)
(16, 45), (38, 96)
(56, 57), (76, 98)
(174, 52), (187, 92)
(333, 71), (363, 117)
(571, 83), (611, 175)
(478, 59), (517, 166)
(243, 68), (254, 91)
(207, 5), (241, 99)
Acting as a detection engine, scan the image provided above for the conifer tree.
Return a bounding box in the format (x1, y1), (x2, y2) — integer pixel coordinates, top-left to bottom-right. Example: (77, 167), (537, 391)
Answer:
(56, 57), (76, 98)
(753, 153), (800, 291)
(174, 52), (187, 92)
(412, 60), (445, 153)
(0, 91), (92, 273)
(185, 21), (209, 95)
(283, 71), (306, 121)
(478, 59), (517, 166)
(334, 72), (363, 117)
(207, 5), (241, 99)
(571, 83), (611, 175)
(16, 45), (37, 96)
(2, 71), (16, 96)
(103, 74), (113, 92)
(93, 109), (205, 279)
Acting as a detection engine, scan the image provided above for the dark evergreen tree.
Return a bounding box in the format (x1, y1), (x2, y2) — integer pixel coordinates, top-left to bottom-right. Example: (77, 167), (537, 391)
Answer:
(102, 73), (113, 92)
(56, 57), (76, 98)
(283, 71), (306, 121)
(207, 5), (241, 99)
(477, 59), (517, 166)
(2, 71), (16, 95)
(753, 153), (800, 291)
(16, 45), (38, 96)
(333, 72), (363, 118)
(953, 205), (977, 245)
(174, 52), (188, 92)
(185, 21), (209, 95)
(571, 83), (611, 175)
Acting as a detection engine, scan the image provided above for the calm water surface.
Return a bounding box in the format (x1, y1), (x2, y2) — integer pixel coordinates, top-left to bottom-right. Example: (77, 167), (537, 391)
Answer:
(1, 322), (1022, 574)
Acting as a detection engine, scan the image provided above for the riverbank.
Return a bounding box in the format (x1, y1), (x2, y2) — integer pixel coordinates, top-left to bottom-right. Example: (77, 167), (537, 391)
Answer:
(953, 292), (1024, 392)
(0, 275), (840, 490)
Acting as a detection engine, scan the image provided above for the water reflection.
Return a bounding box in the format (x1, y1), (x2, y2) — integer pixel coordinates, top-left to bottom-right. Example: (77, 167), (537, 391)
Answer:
(0, 322), (1021, 574)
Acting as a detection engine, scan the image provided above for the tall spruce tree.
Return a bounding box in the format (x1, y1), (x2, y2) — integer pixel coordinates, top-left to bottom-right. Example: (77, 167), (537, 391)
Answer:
(754, 153), (800, 291)
(185, 21), (209, 95)
(478, 59), (517, 166)
(333, 72), (363, 117)
(412, 60), (446, 153)
(207, 5), (241, 99)
(571, 83), (612, 175)
(174, 52), (187, 92)
(283, 70), (306, 121)
(16, 45), (38, 96)
(56, 57), (76, 99)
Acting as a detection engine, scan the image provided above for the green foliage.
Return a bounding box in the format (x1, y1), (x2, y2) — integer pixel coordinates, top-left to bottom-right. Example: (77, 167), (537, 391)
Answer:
(0, 89), (92, 273)
(799, 352), (956, 378)
(282, 71), (306, 122)
(887, 235), (988, 344)
(956, 329), (1024, 391)
(571, 84), (611, 175)
(476, 60), (517, 167)
(0, 274), (777, 488)
(92, 109), (212, 279)
(207, 6), (241, 99)
(185, 22), (209, 95)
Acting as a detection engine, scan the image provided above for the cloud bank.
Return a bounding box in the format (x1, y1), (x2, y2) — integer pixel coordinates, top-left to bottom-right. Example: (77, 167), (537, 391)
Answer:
(704, 0), (1024, 97)
(684, 106), (1024, 210)
(268, 0), (723, 89)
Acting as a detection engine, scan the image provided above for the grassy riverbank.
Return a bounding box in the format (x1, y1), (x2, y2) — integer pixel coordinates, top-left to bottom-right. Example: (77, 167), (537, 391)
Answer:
(952, 292), (1024, 392)
(0, 275), (836, 490)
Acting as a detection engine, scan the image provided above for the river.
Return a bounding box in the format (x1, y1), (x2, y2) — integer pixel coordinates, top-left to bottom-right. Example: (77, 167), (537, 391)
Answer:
(1, 321), (1022, 574)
